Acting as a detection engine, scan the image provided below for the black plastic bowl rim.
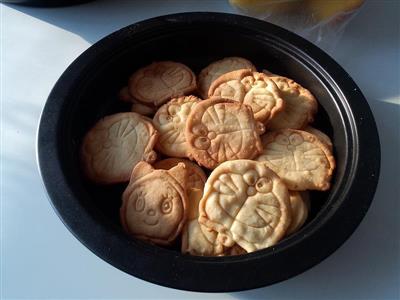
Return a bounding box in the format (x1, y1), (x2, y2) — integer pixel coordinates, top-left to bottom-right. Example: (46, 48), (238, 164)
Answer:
(37, 12), (380, 292)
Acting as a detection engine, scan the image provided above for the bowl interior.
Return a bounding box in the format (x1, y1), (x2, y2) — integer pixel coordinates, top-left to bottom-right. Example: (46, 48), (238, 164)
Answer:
(59, 27), (347, 252)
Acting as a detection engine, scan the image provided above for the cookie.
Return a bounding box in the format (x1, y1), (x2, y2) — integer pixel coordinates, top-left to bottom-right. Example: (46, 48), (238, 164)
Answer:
(185, 97), (265, 169)
(153, 96), (201, 157)
(256, 129), (335, 191)
(304, 126), (333, 151)
(154, 158), (206, 193)
(198, 57), (256, 99)
(181, 217), (219, 256)
(120, 161), (188, 245)
(266, 76), (318, 129)
(208, 69), (284, 123)
(286, 191), (310, 235)
(199, 160), (291, 253)
(80, 112), (158, 184)
(128, 61), (196, 106)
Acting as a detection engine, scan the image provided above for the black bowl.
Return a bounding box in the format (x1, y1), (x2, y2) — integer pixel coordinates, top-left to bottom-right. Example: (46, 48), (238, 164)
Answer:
(37, 12), (380, 292)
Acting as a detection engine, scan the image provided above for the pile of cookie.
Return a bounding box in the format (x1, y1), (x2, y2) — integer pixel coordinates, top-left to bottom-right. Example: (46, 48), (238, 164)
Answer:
(81, 57), (335, 256)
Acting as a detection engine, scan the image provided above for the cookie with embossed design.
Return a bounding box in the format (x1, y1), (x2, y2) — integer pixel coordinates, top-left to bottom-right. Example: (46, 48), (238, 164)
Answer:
(208, 69), (284, 123)
(198, 57), (256, 99)
(128, 61), (196, 106)
(266, 76), (318, 130)
(185, 97), (265, 169)
(120, 161), (188, 245)
(256, 129), (335, 191)
(153, 95), (201, 157)
(80, 112), (158, 184)
(198, 160), (291, 253)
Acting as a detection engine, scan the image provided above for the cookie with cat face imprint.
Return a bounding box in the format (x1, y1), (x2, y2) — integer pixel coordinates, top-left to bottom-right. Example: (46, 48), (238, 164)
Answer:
(120, 162), (188, 245)
(185, 97), (265, 169)
(80, 112), (158, 184)
(198, 57), (256, 99)
(128, 61), (196, 106)
(198, 159), (291, 253)
(256, 129), (335, 191)
(208, 69), (284, 123)
(153, 96), (201, 157)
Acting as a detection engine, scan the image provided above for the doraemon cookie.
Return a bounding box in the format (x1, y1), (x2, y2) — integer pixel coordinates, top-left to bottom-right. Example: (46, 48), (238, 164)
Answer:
(266, 76), (318, 130)
(208, 69), (284, 123)
(185, 97), (265, 169)
(80, 112), (158, 184)
(198, 57), (256, 99)
(256, 129), (335, 191)
(304, 126), (333, 151)
(128, 61), (196, 106)
(120, 162), (188, 245)
(153, 95), (201, 157)
(199, 160), (291, 253)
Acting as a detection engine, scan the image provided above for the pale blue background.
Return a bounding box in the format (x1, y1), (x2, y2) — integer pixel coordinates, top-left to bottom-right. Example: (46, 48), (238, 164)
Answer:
(1, 0), (399, 299)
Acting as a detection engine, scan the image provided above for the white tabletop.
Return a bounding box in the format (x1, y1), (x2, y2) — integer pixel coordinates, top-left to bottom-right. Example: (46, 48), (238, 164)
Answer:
(1, 1), (399, 299)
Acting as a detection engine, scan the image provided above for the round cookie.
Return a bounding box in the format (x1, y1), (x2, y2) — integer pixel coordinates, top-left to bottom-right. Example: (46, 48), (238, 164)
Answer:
(256, 129), (335, 191)
(198, 160), (292, 253)
(120, 162), (188, 245)
(80, 112), (158, 184)
(153, 96), (201, 157)
(185, 97), (265, 169)
(128, 61), (196, 106)
(286, 191), (310, 235)
(208, 69), (284, 123)
(304, 126), (333, 151)
(198, 57), (256, 99)
(266, 76), (318, 130)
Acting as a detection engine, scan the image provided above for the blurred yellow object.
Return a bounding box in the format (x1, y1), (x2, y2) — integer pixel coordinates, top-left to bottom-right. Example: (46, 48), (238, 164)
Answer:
(229, 0), (303, 15)
(230, 0), (364, 21)
(306, 0), (364, 21)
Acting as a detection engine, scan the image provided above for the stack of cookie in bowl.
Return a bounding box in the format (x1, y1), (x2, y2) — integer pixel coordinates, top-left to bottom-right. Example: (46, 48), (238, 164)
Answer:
(80, 57), (335, 256)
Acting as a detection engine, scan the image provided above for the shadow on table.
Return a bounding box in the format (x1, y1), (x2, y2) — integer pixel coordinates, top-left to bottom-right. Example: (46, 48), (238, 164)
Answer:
(3, 0), (234, 44)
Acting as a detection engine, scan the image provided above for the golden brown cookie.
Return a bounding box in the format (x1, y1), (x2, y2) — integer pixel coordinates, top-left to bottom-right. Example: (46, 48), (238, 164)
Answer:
(198, 57), (256, 99)
(120, 162), (187, 245)
(199, 160), (291, 253)
(304, 126), (333, 151)
(256, 129), (335, 191)
(128, 61), (196, 106)
(80, 112), (158, 184)
(266, 76), (318, 129)
(181, 217), (219, 256)
(286, 191), (310, 235)
(208, 69), (284, 123)
(185, 97), (265, 169)
(153, 96), (201, 157)
(154, 158), (206, 192)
